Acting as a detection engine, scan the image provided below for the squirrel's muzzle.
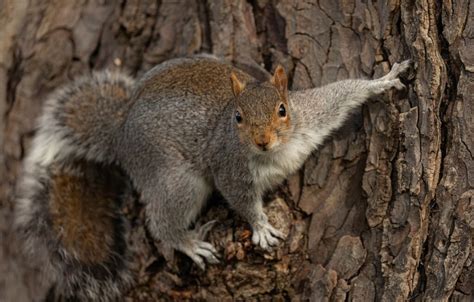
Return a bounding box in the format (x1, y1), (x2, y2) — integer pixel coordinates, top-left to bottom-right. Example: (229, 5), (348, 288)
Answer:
(254, 132), (274, 151)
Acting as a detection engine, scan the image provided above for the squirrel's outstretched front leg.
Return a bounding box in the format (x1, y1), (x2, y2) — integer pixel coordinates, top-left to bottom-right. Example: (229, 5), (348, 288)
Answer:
(289, 60), (412, 148)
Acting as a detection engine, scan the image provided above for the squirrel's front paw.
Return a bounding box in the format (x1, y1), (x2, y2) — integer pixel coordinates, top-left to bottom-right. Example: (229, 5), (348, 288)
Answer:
(251, 220), (285, 251)
(375, 60), (412, 93)
(383, 60), (412, 80)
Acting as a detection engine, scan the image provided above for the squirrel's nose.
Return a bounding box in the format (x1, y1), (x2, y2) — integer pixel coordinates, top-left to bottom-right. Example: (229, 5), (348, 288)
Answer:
(255, 136), (270, 150)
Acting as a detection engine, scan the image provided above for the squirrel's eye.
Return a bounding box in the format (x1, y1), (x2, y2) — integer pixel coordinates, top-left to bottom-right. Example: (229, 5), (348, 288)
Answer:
(278, 104), (286, 117)
(235, 111), (243, 123)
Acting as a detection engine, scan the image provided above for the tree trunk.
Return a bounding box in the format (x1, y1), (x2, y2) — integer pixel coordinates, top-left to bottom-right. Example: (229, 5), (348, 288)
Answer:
(1, 0), (472, 301)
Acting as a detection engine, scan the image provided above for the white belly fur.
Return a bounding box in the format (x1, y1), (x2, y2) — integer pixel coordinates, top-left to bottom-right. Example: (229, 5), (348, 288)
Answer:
(249, 129), (322, 194)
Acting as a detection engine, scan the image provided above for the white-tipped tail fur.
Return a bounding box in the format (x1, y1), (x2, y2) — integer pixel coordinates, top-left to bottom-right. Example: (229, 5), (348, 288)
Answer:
(15, 70), (135, 301)
(27, 71), (135, 167)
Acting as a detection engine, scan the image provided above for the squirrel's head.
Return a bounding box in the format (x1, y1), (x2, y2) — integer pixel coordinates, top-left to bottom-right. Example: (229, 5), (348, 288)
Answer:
(230, 65), (291, 153)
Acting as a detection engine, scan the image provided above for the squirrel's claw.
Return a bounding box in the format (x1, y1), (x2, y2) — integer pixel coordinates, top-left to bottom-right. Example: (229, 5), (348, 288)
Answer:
(180, 239), (220, 270)
(196, 220), (218, 240)
(370, 59), (412, 95)
(196, 240), (219, 257)
(177, 220), (220, 269)
(194, 243), (219, 263)
(186, 251), (206, 270)
(383, 59), (412, 81)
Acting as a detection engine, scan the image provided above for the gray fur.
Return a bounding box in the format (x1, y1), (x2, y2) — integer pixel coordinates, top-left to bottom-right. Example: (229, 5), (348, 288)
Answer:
(116, 58), (411, 264)
(15, 56), (410, 300)
(15, 71), (135, 301)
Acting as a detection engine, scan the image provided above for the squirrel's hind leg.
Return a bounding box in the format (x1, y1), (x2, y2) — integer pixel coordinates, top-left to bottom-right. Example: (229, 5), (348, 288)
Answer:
(144, 167), (219, 270)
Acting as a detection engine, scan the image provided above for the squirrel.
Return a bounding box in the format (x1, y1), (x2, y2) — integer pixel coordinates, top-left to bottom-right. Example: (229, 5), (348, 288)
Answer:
(14, 55), (411, 300)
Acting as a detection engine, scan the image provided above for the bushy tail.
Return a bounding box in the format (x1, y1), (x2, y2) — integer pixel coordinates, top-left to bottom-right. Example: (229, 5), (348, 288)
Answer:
(29, 71), (135, 166)
(15, 71), (135, 301)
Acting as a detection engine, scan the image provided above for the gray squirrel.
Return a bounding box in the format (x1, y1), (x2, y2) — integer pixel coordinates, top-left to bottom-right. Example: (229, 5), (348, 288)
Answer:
(15, 56), (411, 300)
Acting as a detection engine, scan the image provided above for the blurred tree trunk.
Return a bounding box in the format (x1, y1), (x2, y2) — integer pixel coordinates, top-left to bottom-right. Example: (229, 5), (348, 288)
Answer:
(0, 0), (472, 301)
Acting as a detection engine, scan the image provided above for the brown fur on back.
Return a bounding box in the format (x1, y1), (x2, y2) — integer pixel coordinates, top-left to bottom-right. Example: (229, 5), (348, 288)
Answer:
(138, 59), (254, 101)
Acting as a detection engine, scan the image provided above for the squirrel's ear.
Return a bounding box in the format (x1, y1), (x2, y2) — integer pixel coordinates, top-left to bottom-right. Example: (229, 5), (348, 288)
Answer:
(271, 64), (288, 97)
(230, 72), (246, 97)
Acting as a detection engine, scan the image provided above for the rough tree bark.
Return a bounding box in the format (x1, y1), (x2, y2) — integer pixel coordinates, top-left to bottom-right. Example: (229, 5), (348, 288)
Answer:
(0, 0), (472, 301)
